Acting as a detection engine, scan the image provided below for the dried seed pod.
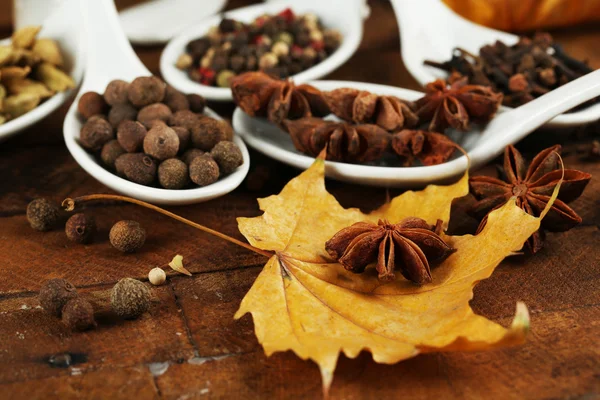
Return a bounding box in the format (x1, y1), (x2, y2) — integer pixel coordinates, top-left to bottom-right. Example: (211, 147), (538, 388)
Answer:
(216, 70), (235, 88)
(3, 93), (40, 119)
(110, 278), (151, 319)
(78, 91), (108, 120)
(127, 76), (166, 108)
(171, 126), (190, 152)
(164, 86), (189, 112)
(158, 158), (189, 189)
(168, 109), (202, 130)
(32, 38), (63, 66)
(109, 220), (146, 253)
(137, 103), (172, 128)
(148, 267), (166, 285)
(100, 140), (126, 169)
(143, 124), (180, 160)
(189, 155), (220, 186)
(181, 148), (205, 165)
(117, 120), (147, 153)
(12, 26), (40, 48)
(1, 66), (31, 80)
(34, 62), (75, 92)
(5, 79), (54, 99)
(175, 53), (193, 70)
(27, 198), (60, 231)
(62, 297), (96, 331)
(38, 278), (78, 317)
(191, 118), (233, 151)
(104, 79), (130, 106)
(114, 153), (157, 185)
(65, 213), (96, 244)
(186, 94), (206, 113)
(108, 103), (138, 128)
(80, 116), (114, 151)
(210, 141), (243, 175)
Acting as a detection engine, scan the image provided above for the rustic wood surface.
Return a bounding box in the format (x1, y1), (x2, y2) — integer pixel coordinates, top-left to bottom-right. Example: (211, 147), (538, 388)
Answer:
(1, 0), (599, 399)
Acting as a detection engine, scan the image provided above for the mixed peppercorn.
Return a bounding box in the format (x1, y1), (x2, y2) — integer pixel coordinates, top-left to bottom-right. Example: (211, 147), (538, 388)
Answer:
(176, 8), (343, 87)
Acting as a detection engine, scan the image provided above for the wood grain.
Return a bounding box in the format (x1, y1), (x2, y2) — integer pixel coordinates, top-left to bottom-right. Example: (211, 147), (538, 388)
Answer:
(1, 0), (599, 398)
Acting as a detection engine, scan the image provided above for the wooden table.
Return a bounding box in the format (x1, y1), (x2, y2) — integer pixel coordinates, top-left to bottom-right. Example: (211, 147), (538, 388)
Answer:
(1, 1), (599, 398)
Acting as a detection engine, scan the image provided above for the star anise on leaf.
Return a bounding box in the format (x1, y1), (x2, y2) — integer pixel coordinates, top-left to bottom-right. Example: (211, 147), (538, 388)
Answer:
(284, 117), (390, 163)
(324, 88), (419, 131)
(391, 129), (459, 166)
(470, 145), (591, 253)
(325, 218), (455, 283)
(415, 77), (503, 132)
(231, 71), (329, 126)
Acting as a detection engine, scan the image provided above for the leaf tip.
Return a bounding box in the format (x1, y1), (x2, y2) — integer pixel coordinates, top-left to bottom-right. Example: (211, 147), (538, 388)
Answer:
(511, 301), (530, 333)
(319, 365), (334, 399)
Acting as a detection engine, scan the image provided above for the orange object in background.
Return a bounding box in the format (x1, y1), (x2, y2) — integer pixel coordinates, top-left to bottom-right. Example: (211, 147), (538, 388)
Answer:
(443, 0), (600, 31)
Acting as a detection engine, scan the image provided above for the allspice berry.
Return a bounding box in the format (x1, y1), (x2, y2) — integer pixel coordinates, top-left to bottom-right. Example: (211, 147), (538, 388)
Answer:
(104, 79), (130, 105)
(62, 297), (96, 331)
(148, 267), (166, 286)
(111, 278), (151, 319)
(181, 148), (204, 165)
(137, 103), (173, 128)
(78, 91), (107, 120)
(191, 118), (233, 151)
(128, 76), (166, 108)
(189, 155), (220, 186)
(164, 86), (189, 112)
(186, 94), (205, 113)
(169, 110), (202, 130)
(27, 198), (60, 231)
(114, 153), (157, 185)
(143, 125), (179, 160)
(100, 140), (126, 169)
(108, 103), (138, 128)
(109, 220), (146, 253)
(211, 141), (243, 175)
(158, 158), (189, 189)
(80, 116), (114, 151)
(117, 120), (147, 153)
(65, 213), (96, 244)
(38, 278), (78, 317)
(172, 126), (190, 152)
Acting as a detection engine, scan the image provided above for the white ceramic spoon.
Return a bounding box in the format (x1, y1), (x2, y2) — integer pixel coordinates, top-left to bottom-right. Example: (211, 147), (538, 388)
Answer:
(0, 0), (84, 143)
(120, 0), (228, 45)
(234, 69), (600, 187)
(390, 0), (600, 128)
(160, 0), (365, 102)
(63, 0), (250, 206)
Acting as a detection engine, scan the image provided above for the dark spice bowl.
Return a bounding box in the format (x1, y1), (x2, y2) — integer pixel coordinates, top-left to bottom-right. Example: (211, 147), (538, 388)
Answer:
(160, 0), (365, 102)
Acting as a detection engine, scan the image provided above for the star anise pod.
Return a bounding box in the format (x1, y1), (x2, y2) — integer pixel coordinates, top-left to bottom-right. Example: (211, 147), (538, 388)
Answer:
(325, 218), (455, 283)
(283, 117), (390, 163)
(323, 88), (419, 131)
(470, 145), (591, 253)
(391, 129), (459, 166)
(231, 71), (329, 126)
(415, 77), (503, 132)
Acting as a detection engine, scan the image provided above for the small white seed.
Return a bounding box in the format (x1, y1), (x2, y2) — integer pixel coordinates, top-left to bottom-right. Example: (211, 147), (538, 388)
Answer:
(148, 267), (166, 286)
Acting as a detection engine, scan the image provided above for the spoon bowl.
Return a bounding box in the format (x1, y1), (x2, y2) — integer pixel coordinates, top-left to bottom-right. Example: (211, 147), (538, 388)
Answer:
(63, 0), (250, 205)
(234, 71), (600, 187)
(0, 0), (84, 143)
(160, 0), (364, 102)
(390, 0), (600, 127)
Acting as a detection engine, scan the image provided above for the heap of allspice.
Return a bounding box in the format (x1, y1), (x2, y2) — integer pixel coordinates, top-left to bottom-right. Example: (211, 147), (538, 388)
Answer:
(77, 76), (244, 189)
(0, 26), (75, 124)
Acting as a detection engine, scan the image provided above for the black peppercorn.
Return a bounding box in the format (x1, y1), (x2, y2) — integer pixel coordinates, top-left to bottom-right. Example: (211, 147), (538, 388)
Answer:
(26, 198), (61, 231)
(65, 213), (96, 244)
(38, 278), (78, 317)
(109, 220), (146, 253)
(80, 116), (114, 151)
(186, 37), (211, 61)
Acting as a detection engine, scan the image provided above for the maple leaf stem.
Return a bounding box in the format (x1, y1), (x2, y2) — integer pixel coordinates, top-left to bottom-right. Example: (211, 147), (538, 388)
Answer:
(62, 194), (274, 258)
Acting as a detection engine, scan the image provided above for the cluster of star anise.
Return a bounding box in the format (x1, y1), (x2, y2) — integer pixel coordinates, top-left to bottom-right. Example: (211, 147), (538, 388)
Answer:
(469, 145), (591, 253)
(231, 71), (503, 165)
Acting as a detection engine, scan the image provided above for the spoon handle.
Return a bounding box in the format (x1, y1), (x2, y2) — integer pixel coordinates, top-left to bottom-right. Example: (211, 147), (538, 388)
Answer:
(472, 69), (600, 164)
(81, 0), (149, 88)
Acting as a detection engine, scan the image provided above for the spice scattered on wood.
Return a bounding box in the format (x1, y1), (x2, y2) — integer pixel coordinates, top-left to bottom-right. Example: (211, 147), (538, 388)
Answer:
(38, 278), (78, 317)
(148, 267), (167, 286)
(65, 213), (96, 244)
(109, 220), (146, 253)
(61, 297), (96, 331)
(168, 255), (192, 276)
(110, 278), (151, 319)
(26, 198), (61, 231)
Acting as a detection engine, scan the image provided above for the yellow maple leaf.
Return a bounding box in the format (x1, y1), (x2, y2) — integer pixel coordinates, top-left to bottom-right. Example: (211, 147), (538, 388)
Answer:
(235, 158), (550, 395)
